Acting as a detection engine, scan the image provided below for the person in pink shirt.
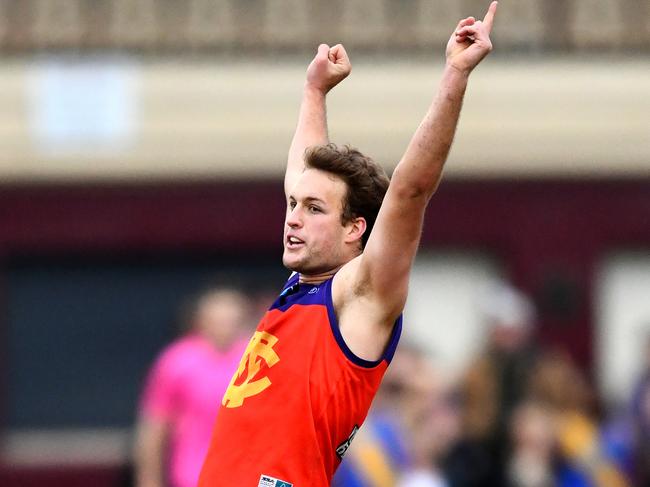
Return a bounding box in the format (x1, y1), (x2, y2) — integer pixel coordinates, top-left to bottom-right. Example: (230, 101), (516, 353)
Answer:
(134, 287), (251, 487)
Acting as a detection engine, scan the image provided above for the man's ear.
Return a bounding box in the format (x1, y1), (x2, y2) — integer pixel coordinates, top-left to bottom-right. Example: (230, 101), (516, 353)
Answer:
(344, 217), (367, 245)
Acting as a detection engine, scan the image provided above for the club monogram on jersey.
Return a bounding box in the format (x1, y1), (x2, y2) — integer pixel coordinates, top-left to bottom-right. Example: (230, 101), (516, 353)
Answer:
(222, 331), (280, 408)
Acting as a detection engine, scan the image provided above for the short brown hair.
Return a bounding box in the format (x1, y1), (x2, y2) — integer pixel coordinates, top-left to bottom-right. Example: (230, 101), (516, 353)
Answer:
(304, 143), (389, 248)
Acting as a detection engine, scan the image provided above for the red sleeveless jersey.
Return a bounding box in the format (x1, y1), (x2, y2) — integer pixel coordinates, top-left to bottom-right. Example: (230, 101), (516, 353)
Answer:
(198, 273), (401, 487)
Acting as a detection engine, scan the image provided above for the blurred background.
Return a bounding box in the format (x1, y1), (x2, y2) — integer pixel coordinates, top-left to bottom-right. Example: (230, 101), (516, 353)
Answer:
(0, 0), (649, 486)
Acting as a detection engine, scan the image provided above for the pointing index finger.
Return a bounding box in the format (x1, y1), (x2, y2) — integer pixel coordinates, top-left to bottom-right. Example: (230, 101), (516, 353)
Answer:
(483, 1), (498, 33)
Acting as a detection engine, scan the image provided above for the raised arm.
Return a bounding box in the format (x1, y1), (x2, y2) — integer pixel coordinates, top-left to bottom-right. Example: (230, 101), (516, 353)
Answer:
(285, 44), (351, 197)
(356, 2), (499, 316)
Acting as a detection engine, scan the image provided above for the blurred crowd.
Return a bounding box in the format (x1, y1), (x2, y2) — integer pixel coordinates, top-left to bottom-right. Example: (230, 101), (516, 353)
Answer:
(333, 282), (650, 487)
(132, 281), (650, 487)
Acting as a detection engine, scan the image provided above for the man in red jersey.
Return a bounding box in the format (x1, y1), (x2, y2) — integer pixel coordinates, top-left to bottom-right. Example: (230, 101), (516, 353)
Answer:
(199, 3), (498, 486)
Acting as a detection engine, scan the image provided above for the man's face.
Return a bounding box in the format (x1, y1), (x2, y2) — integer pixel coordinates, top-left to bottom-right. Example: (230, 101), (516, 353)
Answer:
(283, 169), (350, 274)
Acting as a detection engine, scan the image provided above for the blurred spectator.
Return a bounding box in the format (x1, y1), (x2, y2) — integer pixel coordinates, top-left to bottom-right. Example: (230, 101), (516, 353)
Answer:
(333, 343), (461, 487)
(507, 400), (557, 487)
(529, 350), (630, 487)
(629, 335), (650, 484)
(133, 287), (251, 487)
(598, 333), (650, 485)
(397, 350), (461, 487)
(451, 280), (538, 486)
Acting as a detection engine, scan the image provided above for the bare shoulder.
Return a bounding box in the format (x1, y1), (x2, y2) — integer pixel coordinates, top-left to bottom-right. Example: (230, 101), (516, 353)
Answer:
(331, 255), (401, 363)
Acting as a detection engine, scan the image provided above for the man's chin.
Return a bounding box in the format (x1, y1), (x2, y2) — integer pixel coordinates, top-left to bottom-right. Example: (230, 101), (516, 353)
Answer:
(283, 254), (317, 274)
(282, 254), (302, 272)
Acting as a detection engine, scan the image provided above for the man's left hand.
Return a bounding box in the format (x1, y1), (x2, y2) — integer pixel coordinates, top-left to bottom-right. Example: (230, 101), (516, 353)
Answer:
(446, 1), (498, 75)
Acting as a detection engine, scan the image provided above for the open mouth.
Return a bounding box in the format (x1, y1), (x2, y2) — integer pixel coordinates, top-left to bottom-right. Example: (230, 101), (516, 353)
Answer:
(286, 236), (305, 249)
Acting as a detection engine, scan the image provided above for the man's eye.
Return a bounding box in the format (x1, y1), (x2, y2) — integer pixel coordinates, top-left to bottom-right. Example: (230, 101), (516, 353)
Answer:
(289, 201), (296, 209)
(309, 206), (321, 213)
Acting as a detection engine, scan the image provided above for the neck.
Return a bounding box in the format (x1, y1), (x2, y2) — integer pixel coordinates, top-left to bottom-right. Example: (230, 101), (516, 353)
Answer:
(298, 266), (341, 285)
(296, 248), (362, 285)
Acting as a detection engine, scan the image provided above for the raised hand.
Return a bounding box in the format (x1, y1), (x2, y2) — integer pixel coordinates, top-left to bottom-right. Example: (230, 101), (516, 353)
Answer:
(305, 43), (352, 94)
(446, 1), (498, 74)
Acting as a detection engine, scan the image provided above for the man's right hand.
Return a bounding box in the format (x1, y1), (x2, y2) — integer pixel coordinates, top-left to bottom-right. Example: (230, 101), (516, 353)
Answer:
(305, 44), (351, 94)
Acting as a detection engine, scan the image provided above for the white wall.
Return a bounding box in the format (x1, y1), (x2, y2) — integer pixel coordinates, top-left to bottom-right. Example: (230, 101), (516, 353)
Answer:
(596, 252), (650, 406)
(405, 252), (501, 377)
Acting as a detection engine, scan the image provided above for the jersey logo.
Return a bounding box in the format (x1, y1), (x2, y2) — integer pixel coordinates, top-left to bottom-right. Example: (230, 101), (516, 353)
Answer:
(335, 424), (360, 459)
(222, 331), (280, 408)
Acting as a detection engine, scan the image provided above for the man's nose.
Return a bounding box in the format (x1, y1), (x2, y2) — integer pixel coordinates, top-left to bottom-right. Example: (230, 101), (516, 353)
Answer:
(286, 207), (302, 228)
